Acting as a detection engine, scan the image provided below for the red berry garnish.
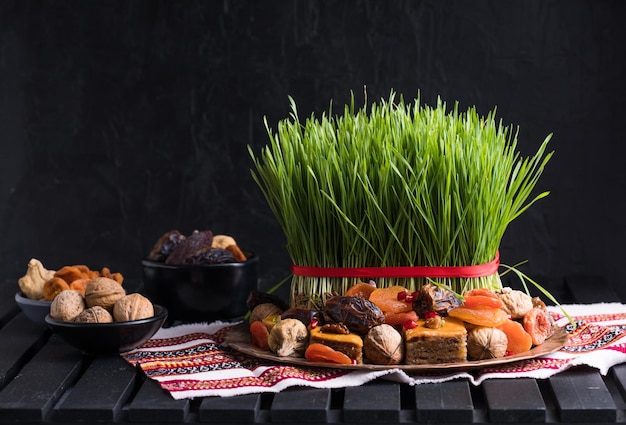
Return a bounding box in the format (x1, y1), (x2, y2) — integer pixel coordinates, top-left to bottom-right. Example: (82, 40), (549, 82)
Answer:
(397, 290), (408, 301)
(405, 294), (415, 303)
(424, 311), (438, 319)
(403, 320), (419, 329)
(309, 318), (319, 329)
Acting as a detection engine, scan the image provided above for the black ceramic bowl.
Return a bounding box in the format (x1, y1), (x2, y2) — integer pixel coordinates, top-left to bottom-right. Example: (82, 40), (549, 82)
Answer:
(15, 292), (52, 325)
(45, 305), (168, 354)
(141, 254), (258, 323)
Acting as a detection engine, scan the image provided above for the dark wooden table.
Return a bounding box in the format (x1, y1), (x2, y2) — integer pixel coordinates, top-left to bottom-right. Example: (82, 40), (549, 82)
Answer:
(1, 276), (625, 425)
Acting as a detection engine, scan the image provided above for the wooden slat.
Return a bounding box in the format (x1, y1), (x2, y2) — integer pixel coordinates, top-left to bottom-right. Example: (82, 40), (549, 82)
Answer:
(53, 355), (138, 422)
(414, 380), (474, 422)
(0, 281), (20, 327)
(611, 363), (626, 402)
(0, 335), (83, 422)
(549, 368), (617, 423)
(270, 388), (331, 423)
(198, 393), (261, 422)
(482, 378), (546, 423)
(0, 314), (51, 388)
(342, 383), (400, 423)
(127, 377), (190, 422)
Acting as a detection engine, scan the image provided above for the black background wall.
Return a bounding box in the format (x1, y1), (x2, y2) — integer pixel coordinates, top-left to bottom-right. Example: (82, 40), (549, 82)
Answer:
(1, 0), (625, 302)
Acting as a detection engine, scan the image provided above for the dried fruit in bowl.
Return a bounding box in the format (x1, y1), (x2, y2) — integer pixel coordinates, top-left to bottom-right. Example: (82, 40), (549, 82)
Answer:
(149, 229), (249, 264)
(18, 258), (56, 300)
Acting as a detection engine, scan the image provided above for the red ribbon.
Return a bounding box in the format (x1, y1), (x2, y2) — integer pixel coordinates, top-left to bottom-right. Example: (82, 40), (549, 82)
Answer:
(291, 251), (500, 279)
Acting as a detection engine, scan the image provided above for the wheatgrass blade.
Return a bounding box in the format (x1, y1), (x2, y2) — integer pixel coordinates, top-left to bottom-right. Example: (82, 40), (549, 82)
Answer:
(250, 92), (553, 307)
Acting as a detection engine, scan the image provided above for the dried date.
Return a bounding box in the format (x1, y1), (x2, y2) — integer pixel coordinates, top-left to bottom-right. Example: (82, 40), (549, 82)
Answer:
(324, 295), (384, 334)
(165, 230), (214, 264)
(148, 230), (186, 262)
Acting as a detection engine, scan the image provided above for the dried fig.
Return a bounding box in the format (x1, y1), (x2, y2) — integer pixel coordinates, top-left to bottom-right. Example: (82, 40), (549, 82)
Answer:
(18, 258), (56, 300)
(495, 287), (534, 319)
(268, 318), (308, 357)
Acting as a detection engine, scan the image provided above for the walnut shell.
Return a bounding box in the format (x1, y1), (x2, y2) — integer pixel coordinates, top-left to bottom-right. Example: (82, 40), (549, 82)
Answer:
(364, 324), (404, 365)
(113, 293), (154, 322)
(467, 327), (508, 360)
(268, 318), (308, 357)
(84, 277), (125, 312)
(74, 306), (113, 323)
(50, 290), (86, 322)
(249, 303), (283, 324)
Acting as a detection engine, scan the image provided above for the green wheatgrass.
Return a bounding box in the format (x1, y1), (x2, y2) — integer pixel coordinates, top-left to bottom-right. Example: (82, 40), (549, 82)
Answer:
(249, 92), (553, 309)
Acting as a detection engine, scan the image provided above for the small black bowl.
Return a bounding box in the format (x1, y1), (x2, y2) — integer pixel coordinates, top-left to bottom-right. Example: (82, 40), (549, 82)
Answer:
(142, 254), (258, 323)
(15, 292), (52, 326)
(45, 305), (168, 354)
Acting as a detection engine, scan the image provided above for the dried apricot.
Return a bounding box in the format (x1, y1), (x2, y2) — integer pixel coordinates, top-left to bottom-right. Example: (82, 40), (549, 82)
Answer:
(305, 343), (353, 365)
(498, 319), (533, 354)
(345, 282), (377, 299)
(68, 278), (90, 296)
(54, 266), (85, 284)
(42, 277), (70, 301)
(448, 306), (509, 327)
(523, 308), (553, 345)
(462, 294), (504, 310)
(383, 310), (418, 326)
(250, 320), (270, 351)
(369, 286), (413, 313)
(464, 288), (498, 298)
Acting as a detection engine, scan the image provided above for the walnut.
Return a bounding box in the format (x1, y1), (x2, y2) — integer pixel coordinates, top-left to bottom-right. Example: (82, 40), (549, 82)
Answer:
(113, 293), (154, 322)
(18, 258), (56, 300)
(74, 306), (113, 323)
(249, 303), (283, 324)
(467, 327), (508, 360)
(495, 287), (534, 319)
(267, 318), (308, 357)
(84, 277), (125, 312)
(364, 324), (404, 365)
(50, 290), (86, 322)
(425, 315), (443, 329)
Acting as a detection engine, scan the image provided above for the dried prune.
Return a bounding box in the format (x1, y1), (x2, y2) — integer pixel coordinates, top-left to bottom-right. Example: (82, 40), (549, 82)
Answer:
(148, 230), (186, 262)
(165, 230), (214, 264)
(189, 248), (236, 264)
(281, 308), (324, 327)
(324, 295), (384, 334)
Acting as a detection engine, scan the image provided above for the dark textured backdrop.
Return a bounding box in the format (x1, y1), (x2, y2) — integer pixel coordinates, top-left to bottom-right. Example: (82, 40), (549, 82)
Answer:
(1, 0), (625, 301)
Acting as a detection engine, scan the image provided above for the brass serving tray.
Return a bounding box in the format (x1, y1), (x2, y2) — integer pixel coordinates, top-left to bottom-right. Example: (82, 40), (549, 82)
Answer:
(224, 322), (569, 372)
